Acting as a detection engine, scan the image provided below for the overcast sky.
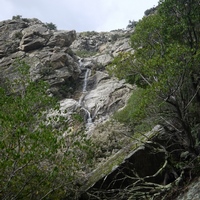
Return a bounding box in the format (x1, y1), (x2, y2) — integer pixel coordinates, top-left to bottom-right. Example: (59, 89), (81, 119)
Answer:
(1, 0), (159, 32)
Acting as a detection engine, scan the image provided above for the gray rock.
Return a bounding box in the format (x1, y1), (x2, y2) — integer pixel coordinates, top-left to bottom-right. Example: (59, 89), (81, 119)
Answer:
(47, 30), (76, 47)
(93, 53), (113, 66)
(0, 19), (27, 55)
(0, 17), (134, 135)
(176, 177), (200, 200)
(0, 18), (79, 99)
(83, 71), (132, 119)
(71, 29), (133, 63)
(19, 24), (50, 51)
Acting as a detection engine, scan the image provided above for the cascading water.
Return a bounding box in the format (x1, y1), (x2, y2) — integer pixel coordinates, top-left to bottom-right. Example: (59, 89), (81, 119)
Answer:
(82, 107), (92, 124)
(79, 68), (92, 124)
(83, 68), (90, 92)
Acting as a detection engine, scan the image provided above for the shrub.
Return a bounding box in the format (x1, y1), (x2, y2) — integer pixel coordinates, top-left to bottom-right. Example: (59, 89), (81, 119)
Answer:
(46, 22), (57, 30)
(12, 15), (22, 20)
(0, 59), (94, 199)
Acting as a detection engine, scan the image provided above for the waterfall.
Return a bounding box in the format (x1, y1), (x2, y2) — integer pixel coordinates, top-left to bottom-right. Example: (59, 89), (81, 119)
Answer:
(79, 68), (92, 124)
(82, 107), (92, 124)
(83, 68), (91, 92)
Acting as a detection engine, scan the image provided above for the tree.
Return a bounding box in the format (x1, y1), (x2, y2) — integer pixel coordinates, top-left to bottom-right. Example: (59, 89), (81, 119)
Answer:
(107, 0), (200, 154)
(144, 6), (157, 16)
(106, 1), (200, 198)
(0, 60), (93, 199)
(12, 15), (22, 20)
(109, 0), (200, 152)
(158, 0), (200, 102)
(45, 22), (57, 30)
(126, 20), (138, 29)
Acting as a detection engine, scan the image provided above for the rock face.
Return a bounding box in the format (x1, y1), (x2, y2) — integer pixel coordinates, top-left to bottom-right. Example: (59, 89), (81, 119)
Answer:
(0, 18), (79, 98)
(0, 19), (136, 196)
(76, 64), (133, 121)
(0, 18), (133, 104)
(71, 30), (133, 66)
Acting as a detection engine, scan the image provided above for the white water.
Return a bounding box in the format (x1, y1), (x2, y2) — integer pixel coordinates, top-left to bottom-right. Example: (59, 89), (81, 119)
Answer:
(82, 107), (92, 124)
(79, 68), (92, 124)
(83, 68), (91, 92)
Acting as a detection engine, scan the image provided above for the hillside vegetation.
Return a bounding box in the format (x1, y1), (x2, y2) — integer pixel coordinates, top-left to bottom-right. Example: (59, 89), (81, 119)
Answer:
(107, 0), (200, 198)
(108, 0), (200, 154)
(1, 0), (200, 199)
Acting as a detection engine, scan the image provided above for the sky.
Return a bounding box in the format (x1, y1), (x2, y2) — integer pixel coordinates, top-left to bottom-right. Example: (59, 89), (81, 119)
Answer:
(1, 0), (159, 32)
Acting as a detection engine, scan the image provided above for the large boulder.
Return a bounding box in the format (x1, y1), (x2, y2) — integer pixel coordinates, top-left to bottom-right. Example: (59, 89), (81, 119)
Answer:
(79, 126), (167, 200)
(47, 30), (76, 47)
(19, 24), (51, 51)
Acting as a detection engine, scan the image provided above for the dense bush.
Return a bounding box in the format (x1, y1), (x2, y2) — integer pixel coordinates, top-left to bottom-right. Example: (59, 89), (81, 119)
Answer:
(45, 22), (57, 30)
(126, 20), (138, 29)
(12, 15), (22, 20)
(106, 1), (200, 198)
(144, 6), (157, 16)
(108, 0), (200, 155)
(0, 60), (94, 199)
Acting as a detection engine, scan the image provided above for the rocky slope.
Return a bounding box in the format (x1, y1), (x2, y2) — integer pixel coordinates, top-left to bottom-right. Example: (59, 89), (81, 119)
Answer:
(0, 17), (134, 171)
(0, 17), (133, 121)
(1, 17), (199, 200)
(0, 18), (79, 98)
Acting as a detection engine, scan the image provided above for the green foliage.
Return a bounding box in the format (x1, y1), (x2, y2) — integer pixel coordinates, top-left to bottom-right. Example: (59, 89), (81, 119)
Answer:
(114, 88), (147, 124)
(75, 49), (97, 58)
(45, 22), (57, 30)
(126, 20), (138, 29)
(80, 31), (98, 37)
(113, 88), (158, 133)
(0, 60), (93, 199)
(14, 31), (23, 39)
(72, 113), (84, 123)
(144, 7), (157, 16)
(110, 33), (120, 42)
(108, 0), (200, 151)
(12, 15), (22, 20)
